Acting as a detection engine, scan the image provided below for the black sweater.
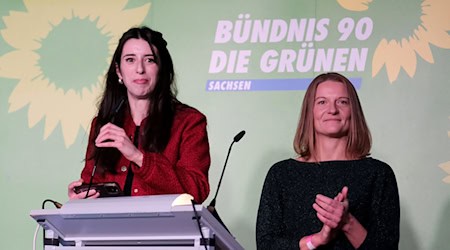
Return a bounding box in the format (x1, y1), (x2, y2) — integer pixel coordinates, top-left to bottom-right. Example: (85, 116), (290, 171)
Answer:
(256, 158), (400, 250)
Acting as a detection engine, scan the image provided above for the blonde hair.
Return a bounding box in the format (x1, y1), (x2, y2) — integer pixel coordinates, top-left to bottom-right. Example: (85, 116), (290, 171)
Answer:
(293, 72), (372, 161)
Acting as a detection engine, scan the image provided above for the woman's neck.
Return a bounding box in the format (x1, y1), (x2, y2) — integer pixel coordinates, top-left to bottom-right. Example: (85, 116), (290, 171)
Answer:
(313, 135), (350, 162)
(128, 98), (149, 126)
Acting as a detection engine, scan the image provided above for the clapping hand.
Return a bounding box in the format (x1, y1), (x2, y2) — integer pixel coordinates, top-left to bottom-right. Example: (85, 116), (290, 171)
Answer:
(312, 186), (350, 245)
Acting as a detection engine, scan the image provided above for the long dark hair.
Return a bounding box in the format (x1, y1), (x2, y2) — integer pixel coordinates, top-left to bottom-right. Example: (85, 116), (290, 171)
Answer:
(293, 72), (371, 161)
(90, 26), (178, 173)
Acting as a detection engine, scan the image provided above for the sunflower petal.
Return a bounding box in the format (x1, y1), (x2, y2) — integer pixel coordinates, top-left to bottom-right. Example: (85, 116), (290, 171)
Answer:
(439, 162), (450, 174)
(384, 41), (402, 83)
(60, 90), (83, 147)
(399, 38), (417, 78)
(0, 51), (41, 79)
(410, 26), (434, 63)
(96, 3), (151, 43)
(372, 39), (404, 83)
(422, 0), (450, 30)
(8, 80), (33, 112)
(440, 161), (450, 184)
(424, 26), (450, 49)
(371, 39), (388, 77)
(43, 84), (62, 139)
(337, 0), (372, 11)
(443, 176), (450, 184)
(27, 77), (54, 127)
(80, 83), (101, 131)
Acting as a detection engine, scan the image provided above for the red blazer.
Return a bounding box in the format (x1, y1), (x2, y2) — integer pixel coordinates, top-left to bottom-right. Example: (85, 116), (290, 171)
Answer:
(81, 105), (210, 203)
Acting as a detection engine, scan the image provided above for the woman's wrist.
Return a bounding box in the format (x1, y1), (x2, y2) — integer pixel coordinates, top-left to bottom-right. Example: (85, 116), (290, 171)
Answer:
(342, 213), (353, 233)
(341, 213), (367, 248)
(300, 234), (321, 250)
(306, 235), (317, 249)
(132, 151), (144, 167)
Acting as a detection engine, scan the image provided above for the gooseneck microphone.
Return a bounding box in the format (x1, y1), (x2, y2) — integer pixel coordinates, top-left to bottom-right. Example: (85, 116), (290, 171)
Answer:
(40, 199), (63, 249)
(42, 199), (63, 209)
(84, 98), (125, 198)
(208, 130), (245, 207)
(207, 130), (246, 231)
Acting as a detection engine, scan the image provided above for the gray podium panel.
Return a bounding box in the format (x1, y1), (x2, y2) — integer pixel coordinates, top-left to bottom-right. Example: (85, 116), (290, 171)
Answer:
(30, 194), (244, 250)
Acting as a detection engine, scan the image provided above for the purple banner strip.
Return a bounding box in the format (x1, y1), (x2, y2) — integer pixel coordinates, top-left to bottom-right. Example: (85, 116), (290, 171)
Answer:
(206, 78), (362, 92)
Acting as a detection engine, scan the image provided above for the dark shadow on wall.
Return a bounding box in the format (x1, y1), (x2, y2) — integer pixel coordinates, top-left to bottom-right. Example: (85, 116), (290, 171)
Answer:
(430, 196), (450, 250)
(399, 200), (421, 250)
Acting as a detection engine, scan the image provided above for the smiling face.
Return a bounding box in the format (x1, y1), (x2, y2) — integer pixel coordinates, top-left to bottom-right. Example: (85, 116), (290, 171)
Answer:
(313, 80), (351, 139)
(116, 38), (159, 101)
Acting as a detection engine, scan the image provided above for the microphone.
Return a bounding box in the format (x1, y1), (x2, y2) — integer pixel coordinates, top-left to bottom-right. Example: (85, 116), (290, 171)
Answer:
(52, 200), (63, 209)
(42, 199), (62, 209)
(207, 130), (246, 231)
(233, 130), (245, 143)
(84, 97), (125, 198)
(41, 199), (62, 248)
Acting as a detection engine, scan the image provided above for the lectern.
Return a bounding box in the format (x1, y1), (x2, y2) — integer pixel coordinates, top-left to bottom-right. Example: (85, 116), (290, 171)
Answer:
(30, 194), (244, 250)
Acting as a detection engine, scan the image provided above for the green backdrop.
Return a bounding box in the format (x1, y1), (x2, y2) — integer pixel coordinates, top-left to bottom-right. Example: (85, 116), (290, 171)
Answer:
(1, 0), (449, 249)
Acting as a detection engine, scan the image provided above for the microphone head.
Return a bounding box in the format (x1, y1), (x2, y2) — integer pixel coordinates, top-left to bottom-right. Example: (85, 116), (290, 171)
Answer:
(54, 201), (63, 209)
(233, 130), (246, 142)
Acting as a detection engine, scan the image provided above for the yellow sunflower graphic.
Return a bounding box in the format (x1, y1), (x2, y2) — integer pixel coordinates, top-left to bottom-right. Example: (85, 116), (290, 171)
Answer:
(338, 0), (450, 83)
(439, 116), (450, 184)
(337, 0), (372, 11)
(0, 0), (150, 147)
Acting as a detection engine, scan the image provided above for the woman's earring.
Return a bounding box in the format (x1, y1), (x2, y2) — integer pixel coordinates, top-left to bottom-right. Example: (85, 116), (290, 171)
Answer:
(118, 78), (123, 84)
